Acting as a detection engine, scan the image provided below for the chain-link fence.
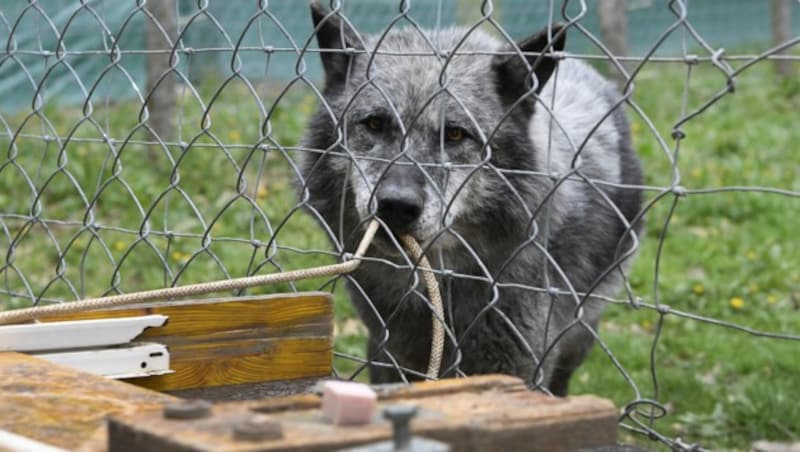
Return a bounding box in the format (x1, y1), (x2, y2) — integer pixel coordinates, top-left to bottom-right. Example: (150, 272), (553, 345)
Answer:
(2, 1), (800, 449)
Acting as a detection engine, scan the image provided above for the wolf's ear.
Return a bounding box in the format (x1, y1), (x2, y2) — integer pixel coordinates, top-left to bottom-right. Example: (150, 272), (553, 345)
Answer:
(493, 24), (566, 104)
(310, 2), (361, 85)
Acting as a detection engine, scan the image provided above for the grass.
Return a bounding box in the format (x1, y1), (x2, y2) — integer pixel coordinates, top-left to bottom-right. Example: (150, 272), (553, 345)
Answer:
(569, 61), (800, 449)
(1, 58), (799, 450)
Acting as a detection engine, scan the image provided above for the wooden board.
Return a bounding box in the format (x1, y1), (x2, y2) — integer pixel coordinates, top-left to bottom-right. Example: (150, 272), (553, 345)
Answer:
(42, 293), (334, 392)
(0, 352), (173, 451)
(108, 374), (619, 452)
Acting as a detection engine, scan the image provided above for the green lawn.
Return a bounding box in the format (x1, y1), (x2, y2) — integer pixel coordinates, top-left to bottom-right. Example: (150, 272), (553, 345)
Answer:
(1, 59), (798, 450)
(571, 61), (800, 449)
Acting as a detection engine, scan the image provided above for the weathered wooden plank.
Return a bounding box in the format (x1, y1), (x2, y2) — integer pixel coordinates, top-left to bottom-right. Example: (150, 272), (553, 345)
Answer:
(134, 338), (332, 391)
(41, 293), (334, 392)
(44, 293), (333, 339)
(168, 377), (320, 403)
(108, 374), (619, 452)
(374, 373), (528, 399)
(0, 352), (173, 451)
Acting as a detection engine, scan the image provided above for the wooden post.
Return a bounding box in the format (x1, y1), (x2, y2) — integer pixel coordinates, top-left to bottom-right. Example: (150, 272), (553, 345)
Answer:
(456, 0), (501, 30)
(145, 0), (178, 158)
(456, 0), (482, 26)
(598, 0), (631, 87)
(771, 0), (795, 78)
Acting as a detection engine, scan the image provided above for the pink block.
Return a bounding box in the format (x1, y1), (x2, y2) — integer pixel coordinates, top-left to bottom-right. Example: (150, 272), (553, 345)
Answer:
(320, 380), (377, 426)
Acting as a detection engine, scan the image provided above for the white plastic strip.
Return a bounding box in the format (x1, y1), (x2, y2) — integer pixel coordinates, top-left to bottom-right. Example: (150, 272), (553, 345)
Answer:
(0, 315), (167, 352)
(34, 342), (172, 379)
(0, 429), (68, 452)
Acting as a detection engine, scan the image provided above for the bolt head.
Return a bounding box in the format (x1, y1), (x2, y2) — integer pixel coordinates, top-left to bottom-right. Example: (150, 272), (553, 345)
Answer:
(383, 404), (418, 423)
(233, 415), (283, 442)
(163, 399), (212, 420)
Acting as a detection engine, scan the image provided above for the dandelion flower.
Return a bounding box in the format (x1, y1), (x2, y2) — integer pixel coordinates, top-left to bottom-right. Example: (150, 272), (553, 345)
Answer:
(767, 295), (778, 305)
(171, 251), (188, 262)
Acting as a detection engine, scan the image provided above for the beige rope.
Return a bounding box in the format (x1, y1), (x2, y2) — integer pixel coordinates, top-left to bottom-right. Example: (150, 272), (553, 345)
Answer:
(0, 219), (445, 380)
(0, 221), (379, 326)
(399, 235), (445, 380)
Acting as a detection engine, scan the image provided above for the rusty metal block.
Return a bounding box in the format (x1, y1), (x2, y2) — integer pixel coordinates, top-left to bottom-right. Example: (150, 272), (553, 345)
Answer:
(108, 375), (618, 452)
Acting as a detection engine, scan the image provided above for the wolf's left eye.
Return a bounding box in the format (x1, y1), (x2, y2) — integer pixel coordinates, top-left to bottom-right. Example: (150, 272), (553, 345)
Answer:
(445, 127), (467, 143)
(363, 116), (385, 133)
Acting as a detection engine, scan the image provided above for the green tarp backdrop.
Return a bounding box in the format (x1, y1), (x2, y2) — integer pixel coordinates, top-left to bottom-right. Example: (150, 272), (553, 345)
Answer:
(0, 0), (798, 112)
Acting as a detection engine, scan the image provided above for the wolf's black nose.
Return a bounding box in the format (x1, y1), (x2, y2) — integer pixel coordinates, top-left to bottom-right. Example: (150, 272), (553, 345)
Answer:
(376, 185), (423, 232)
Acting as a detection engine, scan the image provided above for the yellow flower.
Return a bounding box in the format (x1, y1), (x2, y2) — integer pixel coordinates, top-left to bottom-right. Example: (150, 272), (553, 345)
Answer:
(690, 167), (702, 178)
(692, 283), (705, 295)
(171, 251), (188, 262)
(729, 297), (744, 310)
(745, 250), (757, 261)
(641, 319), (653, 331)
(767, 295), (778, 305)
(299, 94), (317, 115)
(113, 241), (126, 251)
(228, 129), (241, 142)
(256, 185), (269, 200)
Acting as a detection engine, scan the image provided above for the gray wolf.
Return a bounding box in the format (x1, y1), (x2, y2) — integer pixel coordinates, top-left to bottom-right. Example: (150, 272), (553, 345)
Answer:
(298, 2), (643, 396)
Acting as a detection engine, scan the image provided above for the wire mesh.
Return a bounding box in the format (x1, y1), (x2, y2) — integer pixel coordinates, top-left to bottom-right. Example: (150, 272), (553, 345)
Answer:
(1, 1), (799, 449)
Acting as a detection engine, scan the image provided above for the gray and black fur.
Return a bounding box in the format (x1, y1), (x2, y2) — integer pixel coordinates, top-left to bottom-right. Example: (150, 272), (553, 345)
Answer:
(298, 3), (643, 396)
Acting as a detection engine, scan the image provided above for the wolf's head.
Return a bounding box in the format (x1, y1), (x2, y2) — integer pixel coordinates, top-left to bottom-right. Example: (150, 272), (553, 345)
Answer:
(302, 2), (565, 253)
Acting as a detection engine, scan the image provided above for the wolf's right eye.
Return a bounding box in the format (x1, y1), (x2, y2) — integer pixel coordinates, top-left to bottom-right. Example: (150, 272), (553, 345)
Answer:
(363, 116), (385, 133)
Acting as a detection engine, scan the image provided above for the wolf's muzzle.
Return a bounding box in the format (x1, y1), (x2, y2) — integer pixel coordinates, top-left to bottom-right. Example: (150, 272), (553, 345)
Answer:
(375, 164), (425, 234)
